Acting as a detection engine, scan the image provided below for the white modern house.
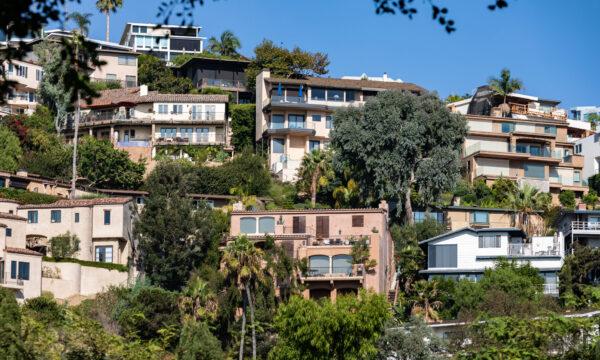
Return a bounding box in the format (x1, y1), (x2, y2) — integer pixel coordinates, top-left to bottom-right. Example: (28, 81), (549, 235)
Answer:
(570, 106), (600, 122)
(420, 227), (563, 295)
(575, 133), (600, 182)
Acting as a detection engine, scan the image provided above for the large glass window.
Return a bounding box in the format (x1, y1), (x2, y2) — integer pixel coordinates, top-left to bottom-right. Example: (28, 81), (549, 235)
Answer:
(180, 127), (193, 138)
(544, 125), (557, 135)
(240, 217), (257, 234)
(524, 163), (545, 179)
(309, 255), (329, 275)
(95, 246), (113, 263)
(345, 90), (356, 102)
(414, 211), (444, 224)
(428, 245), (457, 268)
(309, 140), (320, 152)
(103, 210), (111, 225)
(270, 114), (284, 129)
(50, 210), (61, 223)
(478, 235), (501, 248)
(501, 122), (515, 133)
(27, 210), (38, 224)
(311, 88), (326, 100)
(326, 116), (333, 129)
(272, 138), (285, 154)
(471, 211), (489, 224)
(288, 114), (305, 129)
(327, 89), (344, 101)
(258, 217), (275, 233)
(332, 255), (352, 275)
(160, 128), (177, 138)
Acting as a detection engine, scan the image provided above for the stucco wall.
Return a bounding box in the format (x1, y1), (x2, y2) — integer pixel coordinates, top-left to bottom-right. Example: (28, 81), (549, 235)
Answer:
(41, 261), (128, 299)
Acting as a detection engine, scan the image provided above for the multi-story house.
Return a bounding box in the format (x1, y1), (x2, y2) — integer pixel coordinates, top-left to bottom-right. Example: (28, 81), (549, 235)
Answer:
(449, 86), (588, 205)
(119, 23), (204, 62)
(0, 170), (73, 197)
(575, 133), (600, 182)
(70, 86), (229, 168)
(255, 69), (426, 181)
(172, 56), (252, 104)
(16, 197), (135, 265)
(1, 55), (43, 115)
(420, 227), (563, 295)
(556, 206), (600, 254)
(570, 106), (600, 123)
(229, 203), (395, 301)
(0, 199), (42, 300)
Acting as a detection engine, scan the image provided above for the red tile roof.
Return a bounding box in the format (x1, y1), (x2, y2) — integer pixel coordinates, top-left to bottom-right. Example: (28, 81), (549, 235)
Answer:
(265, 76), (426, 94)
(18, 197), (132, 209)
(231, 208), (386, 215)
(0, 212), (27, 221)
(6, 247), (43, 256)
(81, 87), (229, 109)
(0, 198), (22, 205)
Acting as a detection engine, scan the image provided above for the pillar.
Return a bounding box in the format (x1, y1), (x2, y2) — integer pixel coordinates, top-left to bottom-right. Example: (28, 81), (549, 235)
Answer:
(330, 287), (337, 302)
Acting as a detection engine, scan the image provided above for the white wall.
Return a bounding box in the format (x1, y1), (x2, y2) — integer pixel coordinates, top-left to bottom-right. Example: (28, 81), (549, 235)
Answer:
(476, 158), (511, 177)
(576, 134), (600, 181)
(468, 120), (493, 132)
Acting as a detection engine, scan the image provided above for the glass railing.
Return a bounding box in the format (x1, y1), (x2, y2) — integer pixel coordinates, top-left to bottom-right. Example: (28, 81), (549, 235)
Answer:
(271, 95), (306, 104)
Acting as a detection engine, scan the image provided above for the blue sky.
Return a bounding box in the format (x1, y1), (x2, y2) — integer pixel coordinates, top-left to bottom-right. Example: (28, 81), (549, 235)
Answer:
(57, 0), (599, 109)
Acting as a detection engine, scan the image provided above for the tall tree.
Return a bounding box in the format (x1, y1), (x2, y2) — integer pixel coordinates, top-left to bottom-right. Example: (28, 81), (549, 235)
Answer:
(137, 54), (195, 93)
(208, 30), (241, 57)
(95, 0), (123, 42)
(245, 40), (330, 92)
(296, 149), (333, 207)
(488, 68), (523, 115)
(330, 91), (468, 224)
(409, 280), (443, 323)
(0, 125), (23, 172)
(222, 235), (265, 360)
(507, 184), (550, 237)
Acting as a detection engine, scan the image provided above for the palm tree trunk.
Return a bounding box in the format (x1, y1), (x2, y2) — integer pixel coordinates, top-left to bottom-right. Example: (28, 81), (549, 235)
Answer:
(239, 292), (247, 360)
(70, 41), (81, 200)
(404, 171), (415, 224)
(310, 171), (318, 208)
(105, 10), (110, 42)
(246, 284), (256, 360)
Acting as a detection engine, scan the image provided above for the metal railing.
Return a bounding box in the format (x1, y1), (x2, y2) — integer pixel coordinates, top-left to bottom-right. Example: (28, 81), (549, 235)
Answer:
(305, 266), (363, 277)
(198, 78), (245, 89)
(189, 111), (225, 121)
(507, 243), (560, 257)
(465, 142), (562, 159)
(116, 140), (151, 147)
(271, 95), (306, 104)
(155, 134), (226, 145)
(1, 272), (24, 287)
(544, 283), (559, 295)
(572, 221), (600, 231)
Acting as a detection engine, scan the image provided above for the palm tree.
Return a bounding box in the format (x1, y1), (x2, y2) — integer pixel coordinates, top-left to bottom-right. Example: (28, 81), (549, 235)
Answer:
(67, 12), (92, 36)
(179, 275), (218, 323)
(488, 68), (523, 116)
(332, 178), (360, 208)
(96, 0), (123, 42)
(222, 236), (265, 360)
(507, 184), (550, 237)
(208, 30), (241, 57)
(410, 280), (443, 323)
(297, 149), (333, 207)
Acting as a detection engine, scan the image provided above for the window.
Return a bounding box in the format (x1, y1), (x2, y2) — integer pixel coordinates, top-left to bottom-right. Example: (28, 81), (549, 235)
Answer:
(428, 245), (457, 268)
(196, 127), (209, 141)
(7, 63), (13, 73)
(11, 261), (30, 280)
(132, 25), (147, 33)
(478, 235), (501, 248)
(15, 64), (27, 77)
(160, 128), (177, 138)
(270, 114), (284, 129)
(575, 144), (582, 154)
(501, 122), (515, 133)
(240, 217), (257, 234)
(6, 228), (12, 237)
(272, 138), (285, 154)
(574, 171), (581, 184)
(311, 88), (326, 100)
(292, 216), (306, 233)
(352, 215), (364, 227)
(106, 73), (117, 80)
(346, 90), (356, 102)
(125, 75), (136, 87)
(95, 246), (113, 263)
(288, 114), (305, 128)
(544, 125), (557, 135)
(118, 55), (136, 66)
(414, 211), (444, 224)
(103, 210), (111, 225)
(327, 89), (344, 101)
(136, 197), (145, 205)
(50, 210), (61, 223)
(172, 104), (183, 114)
(258, 217), (275, 233)
(524, 163), (545, 179)
(27, 210), (38, 224)
(158, 104), (168, 114)
(35, 69), (43, 81)
(180, 127), (193, 138)
(74, 212), (80, 223)
(332, 254), (353, 275)
(205, 105), (216, 120)
(326, 116), (333, 129)
(309, 255), (329, 275)
(309, 140), (320, 152)
(471, 211), (489, 224)
(312, 114), (321, 122)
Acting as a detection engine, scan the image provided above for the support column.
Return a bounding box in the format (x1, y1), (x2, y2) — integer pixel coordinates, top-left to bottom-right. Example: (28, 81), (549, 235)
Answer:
(110, 126), (115, 145)
(88, 128), (92, 136)
(330, 287), (337, 302)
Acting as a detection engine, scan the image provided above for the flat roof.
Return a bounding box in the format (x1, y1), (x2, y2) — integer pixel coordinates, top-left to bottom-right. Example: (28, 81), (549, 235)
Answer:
(419, 227), (525, 245)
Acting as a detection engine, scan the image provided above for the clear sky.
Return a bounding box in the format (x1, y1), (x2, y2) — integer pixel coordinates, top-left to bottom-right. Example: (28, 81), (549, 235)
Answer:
(57, 0), (599, 109)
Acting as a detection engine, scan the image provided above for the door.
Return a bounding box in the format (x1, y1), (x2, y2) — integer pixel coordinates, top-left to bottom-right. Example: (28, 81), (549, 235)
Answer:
(124, 130), (130, 142)
(292, 216), (306, 233)
(316, 216), (329, 238)
(196, 128), (209, 143)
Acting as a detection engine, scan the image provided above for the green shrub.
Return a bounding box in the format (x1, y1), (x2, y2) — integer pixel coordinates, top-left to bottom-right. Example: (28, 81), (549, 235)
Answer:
(176, 321), (224, 360)
(0, 287), (24, 358)
(0, 188), (60, 204)
(49, 232), (80, 259)
(23, 293), (66, 325)
(43, 257), (128, 272)
(230, 104), (255, 151)
(559, 190), (576, 209)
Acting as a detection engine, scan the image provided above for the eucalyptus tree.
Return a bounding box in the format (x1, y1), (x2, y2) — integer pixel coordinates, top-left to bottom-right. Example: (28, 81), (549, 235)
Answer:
(330, 90), (468, 224)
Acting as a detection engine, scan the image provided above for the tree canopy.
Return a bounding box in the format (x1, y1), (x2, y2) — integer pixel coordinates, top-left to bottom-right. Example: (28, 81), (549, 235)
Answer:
(330, 90), (468, 223)
(137, 54), (195, 93)
(0, 124), (23, 172)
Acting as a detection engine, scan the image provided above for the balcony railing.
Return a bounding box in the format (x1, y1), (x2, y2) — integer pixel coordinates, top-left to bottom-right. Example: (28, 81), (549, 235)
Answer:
(544, 283), (559, 295)
(271, 95), (306, 104)
(305, 266), (364, 278)
(268, 121), (316, 130)
(507, 243), (560, 257)
(572, 221), (600, 231)
(90, 77), (137, 88)
(465, 142), (562, 159)
(198, 78), (245, 89)
(116, 140), (151, 147)
(508, 103), (567, 120)
(155, 134), (226, 145)
(189, 112), (226, 121)
(1, 272), (24, 288)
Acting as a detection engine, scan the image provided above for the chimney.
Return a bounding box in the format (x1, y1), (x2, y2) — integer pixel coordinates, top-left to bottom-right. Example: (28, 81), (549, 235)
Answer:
(140, 84), (148, 96)
(383, 72), (388, 81)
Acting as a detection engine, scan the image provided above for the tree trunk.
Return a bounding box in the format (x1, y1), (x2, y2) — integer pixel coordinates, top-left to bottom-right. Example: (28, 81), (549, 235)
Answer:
(70, 41), (81, 200)
(238, 292), (246, 360)
(404, 171), (414, 225)
(246, 284), (256, 360)
(310, 170), (318, 208)
(105, 11), (110, 42)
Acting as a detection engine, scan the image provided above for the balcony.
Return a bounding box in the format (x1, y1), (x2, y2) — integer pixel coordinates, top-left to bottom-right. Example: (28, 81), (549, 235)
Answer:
(0, 273), (24, 290)
(198, 78), (246, 91)
(465, 142), (562, 161)
(507, 243), (560, 257)
(571, 221), (600, 232)
(304, 265), (365, 279)
(155, 133), (226, 145)
(116, 140), (151, 148)
(271, 95), (306, 104)
(265, 121), (316, 137)
(509, 103), (567, 121)
(90, 77), (137, 88)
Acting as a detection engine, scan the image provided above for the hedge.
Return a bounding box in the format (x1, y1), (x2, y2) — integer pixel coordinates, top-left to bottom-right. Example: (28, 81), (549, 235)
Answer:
(0, 188), (60, 204)
(43, 257), (128, 272)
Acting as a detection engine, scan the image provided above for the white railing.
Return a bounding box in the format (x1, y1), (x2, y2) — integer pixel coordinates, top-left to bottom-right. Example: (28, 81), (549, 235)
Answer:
(507, 243), (560, 257)
(572, 221), (600, 231)
(1, 272), (24, 287)
(544, 283), (559, 295)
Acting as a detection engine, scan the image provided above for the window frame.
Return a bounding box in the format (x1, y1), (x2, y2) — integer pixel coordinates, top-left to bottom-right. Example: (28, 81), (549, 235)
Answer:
(471, 211), (489, 225)
(103, 209), (111, 225)
(50, 210), (62, 223)
(27, 210), (38, 224)
(478, 234), (501, 248)
(95, 245), (114, 263)
(352, 215), (364, 227)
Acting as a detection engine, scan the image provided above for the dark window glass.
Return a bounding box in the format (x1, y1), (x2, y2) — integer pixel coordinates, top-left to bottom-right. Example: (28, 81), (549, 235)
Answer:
(311, 88), (326, 100)
(524, 163), (545, 179)
(428, 245), (457, 268)
(327, 89), (344, 101)
(352, 215), (364, 227)
(346, 90), (356, 101)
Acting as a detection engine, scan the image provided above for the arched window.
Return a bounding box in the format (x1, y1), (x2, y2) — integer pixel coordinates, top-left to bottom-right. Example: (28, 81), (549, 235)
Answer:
(240, 217), (257, 234)
(258, 217), (275, 234)
(332, 255), (353, 275)
(309, 255), (329, 275)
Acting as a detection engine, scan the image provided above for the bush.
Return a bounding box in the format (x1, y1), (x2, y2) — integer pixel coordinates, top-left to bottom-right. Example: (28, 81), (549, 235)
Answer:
(559, 190), (576, 209)
(583, 190), (598, 210)
(176, 321), (224, 360)
(49, 232), (80, 259)
(43, 257), (128, 272)
(23, 294), (66, 325)
(0, 287), (25, 358)
(230, 104), (255, 151)
(0, 188), (59, 204)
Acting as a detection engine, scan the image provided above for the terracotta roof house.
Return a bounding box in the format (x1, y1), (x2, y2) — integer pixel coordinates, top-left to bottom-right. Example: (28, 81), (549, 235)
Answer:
(255, 69), (427, 182)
